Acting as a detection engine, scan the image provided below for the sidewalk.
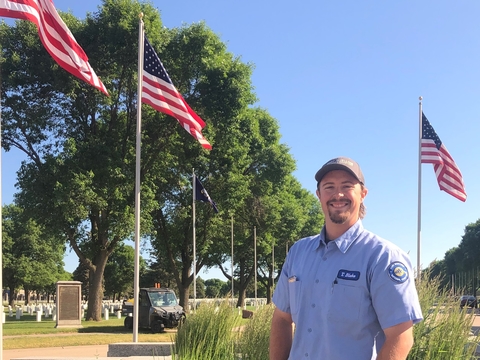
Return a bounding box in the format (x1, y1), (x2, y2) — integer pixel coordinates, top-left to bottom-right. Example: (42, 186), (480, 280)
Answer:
(3, 344), (108, 360)
(3, 344), (173, 360)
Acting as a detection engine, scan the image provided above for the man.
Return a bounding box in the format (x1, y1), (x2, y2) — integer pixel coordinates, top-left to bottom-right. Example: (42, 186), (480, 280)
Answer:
(270, 157), (423, 360)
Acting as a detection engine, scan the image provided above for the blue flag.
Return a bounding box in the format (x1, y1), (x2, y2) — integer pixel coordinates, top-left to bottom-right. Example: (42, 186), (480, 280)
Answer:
(195, 177), (219, 213)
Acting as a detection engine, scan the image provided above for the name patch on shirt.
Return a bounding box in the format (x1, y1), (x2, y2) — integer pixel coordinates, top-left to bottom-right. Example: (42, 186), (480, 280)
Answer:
(337, 269), (360, 281)
(388, 262), (409, 283)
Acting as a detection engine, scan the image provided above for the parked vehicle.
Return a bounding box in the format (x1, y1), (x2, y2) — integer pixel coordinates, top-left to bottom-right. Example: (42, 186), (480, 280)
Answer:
(459, 295), (477, 308)
(123, 287), (185, 333)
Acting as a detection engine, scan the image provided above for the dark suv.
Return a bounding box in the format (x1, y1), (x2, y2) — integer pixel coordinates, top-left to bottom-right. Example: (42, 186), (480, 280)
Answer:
(459, 295), (477, 308)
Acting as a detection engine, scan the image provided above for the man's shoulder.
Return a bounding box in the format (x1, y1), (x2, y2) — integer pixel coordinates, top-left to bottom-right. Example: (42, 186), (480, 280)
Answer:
(358, 228), (405, 253)
(291, 234), (321, 250)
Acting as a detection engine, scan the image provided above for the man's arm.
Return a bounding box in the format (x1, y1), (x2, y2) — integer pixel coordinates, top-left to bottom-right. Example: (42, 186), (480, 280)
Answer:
(269, 307), (293, 360)
(377, 320), (414, 360)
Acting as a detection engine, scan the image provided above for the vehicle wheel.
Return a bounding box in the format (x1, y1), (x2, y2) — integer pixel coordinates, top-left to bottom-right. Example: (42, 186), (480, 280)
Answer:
(151, 321), (164, 334)
(124, 316), (133, 330)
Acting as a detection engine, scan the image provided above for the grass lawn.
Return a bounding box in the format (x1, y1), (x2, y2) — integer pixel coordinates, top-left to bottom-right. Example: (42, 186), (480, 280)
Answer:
(2, 305), (259, 350)
(2, 314), (174, 350)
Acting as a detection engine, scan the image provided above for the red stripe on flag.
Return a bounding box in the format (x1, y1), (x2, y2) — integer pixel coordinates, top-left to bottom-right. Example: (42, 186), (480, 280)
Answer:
(141, 35), (211, 150)
(421, 139), (466, 202)
(0, 0), (108, 95)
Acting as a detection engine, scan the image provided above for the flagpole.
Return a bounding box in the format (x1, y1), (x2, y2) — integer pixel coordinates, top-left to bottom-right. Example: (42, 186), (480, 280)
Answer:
(231, 215), (234, 306)
(0, 47), (4, 360)
(133, 14), (144, 343)
(417, 96), (423, 279)
(254, 226), (257, 308)
(192, 169), (197, 310)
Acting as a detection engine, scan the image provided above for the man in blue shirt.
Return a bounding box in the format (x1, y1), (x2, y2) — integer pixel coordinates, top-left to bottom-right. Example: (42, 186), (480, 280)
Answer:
(270, 157), (423, 360)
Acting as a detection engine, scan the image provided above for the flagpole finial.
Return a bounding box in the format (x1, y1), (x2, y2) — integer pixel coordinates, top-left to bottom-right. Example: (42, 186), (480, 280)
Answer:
(419, 96), (423, 101)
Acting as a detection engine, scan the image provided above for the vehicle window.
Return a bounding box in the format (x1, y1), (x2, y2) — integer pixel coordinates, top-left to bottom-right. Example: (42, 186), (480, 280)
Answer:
(140, 291), (149, 307)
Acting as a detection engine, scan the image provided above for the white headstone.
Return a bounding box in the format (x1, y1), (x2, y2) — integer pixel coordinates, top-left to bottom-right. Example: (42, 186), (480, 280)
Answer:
(36, 311), (42, 322)
(116, 310), (121, 319)
(104, 308), (109, 321)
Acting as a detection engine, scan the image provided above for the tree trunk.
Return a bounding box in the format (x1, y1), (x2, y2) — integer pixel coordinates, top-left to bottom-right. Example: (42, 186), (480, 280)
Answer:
(237, 287), (247, 308)
(85, 251), (109, 321)
(266, 277), (273, 304)
(178, 285), (190, 311)
(8, 287), (15, 307)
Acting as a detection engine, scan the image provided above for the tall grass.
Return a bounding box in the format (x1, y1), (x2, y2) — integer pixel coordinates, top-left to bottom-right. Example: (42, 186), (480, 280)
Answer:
(408, 274), (479, 360)
(172, 301), (240, 360)
(236, 304), (274, 360)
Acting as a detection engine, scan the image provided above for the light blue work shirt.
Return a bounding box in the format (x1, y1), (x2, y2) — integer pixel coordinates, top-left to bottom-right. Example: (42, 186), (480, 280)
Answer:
(272, 220), (423, 360)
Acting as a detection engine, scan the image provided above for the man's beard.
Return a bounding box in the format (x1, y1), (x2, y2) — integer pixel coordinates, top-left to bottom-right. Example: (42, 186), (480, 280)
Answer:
(327, 202), (351, 224)
(329, 210), (350, 224)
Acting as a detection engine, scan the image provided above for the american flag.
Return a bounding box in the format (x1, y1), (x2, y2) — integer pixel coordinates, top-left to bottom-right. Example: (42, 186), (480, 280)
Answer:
(0, 0), (108, 95)
(421, 112), (466, 202)
(141, 35), (212, 150)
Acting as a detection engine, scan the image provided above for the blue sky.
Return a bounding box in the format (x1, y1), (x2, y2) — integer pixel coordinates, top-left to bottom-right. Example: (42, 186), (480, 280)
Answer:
(2, 0), (480, 279)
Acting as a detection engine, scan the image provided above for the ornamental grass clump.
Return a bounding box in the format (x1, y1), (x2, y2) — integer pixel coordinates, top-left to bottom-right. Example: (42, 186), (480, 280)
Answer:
(236, 303), (274, 360)
(172, 301), (240, 360)
(408, 274), (479, 360)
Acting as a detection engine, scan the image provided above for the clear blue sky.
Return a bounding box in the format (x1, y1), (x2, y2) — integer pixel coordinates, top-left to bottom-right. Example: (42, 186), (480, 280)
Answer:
(2, 0), (480, 279)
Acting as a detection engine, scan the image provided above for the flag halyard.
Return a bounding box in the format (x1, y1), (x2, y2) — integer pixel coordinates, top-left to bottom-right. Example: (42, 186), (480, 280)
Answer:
(141, 35), (212, 150)
(421, 112), (467, 202)
(0, 0), (108, 95)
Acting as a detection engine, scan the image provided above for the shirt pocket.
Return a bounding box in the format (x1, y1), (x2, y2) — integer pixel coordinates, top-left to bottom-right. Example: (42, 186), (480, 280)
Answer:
(288, 280), (301, 315)
(327, 283), (362, 323)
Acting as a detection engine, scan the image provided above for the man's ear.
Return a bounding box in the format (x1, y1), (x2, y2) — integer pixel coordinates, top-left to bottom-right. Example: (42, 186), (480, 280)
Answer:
(361, 187), (368, 201)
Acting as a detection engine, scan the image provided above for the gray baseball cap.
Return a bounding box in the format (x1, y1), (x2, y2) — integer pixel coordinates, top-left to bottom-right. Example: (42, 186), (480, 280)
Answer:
(315, 157), (365, 185)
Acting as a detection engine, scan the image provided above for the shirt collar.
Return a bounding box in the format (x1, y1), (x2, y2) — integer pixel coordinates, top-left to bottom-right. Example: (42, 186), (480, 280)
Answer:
(317, 219), (364, 253)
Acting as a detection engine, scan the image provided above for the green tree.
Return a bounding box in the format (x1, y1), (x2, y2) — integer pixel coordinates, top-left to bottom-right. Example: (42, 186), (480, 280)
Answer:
(104, 244), (135, 301)
(1, 0), (164, 320)
(2, 204), (65, 306)
(205, 278), (229, 298)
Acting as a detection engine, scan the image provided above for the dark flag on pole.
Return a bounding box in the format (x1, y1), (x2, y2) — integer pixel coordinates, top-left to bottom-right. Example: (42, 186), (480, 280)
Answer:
(195, 176), (218, 213)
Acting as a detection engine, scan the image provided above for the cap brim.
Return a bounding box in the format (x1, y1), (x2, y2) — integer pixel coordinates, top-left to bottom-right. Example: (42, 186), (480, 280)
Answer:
(315, 164), (362, 183)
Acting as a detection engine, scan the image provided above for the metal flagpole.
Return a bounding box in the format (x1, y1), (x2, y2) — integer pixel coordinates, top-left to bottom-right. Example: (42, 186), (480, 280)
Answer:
(133, 14), (144, 343)
(417, 96), (423, 279)
(231, 215), (234, 306)
(254, 226), (257, 308)
(0, 45), (4, 360)
(272, 241), (274, 289)
(192, 169), (197, 310)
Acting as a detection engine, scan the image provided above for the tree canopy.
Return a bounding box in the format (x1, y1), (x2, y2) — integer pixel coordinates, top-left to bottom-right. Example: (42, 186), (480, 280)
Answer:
(1, 0), (324, 315)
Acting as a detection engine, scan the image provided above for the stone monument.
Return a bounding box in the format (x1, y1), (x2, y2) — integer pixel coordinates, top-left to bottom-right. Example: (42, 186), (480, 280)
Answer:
(55, 281), (83, 328)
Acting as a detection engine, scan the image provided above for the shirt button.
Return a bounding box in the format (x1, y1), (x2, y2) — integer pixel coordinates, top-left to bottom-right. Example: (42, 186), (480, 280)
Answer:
(308, 328), (312, 332)
(322, 257), (327, 260)
(311, 304), (316, 308)
(305, 353), (309, 357)
(315, 279), (319, 283)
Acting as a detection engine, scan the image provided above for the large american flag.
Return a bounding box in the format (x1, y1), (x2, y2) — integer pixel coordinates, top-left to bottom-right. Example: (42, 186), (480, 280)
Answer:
(0, 0), (108, 95)
(141, 35), (212, 150)
(421, 112), (466, 202)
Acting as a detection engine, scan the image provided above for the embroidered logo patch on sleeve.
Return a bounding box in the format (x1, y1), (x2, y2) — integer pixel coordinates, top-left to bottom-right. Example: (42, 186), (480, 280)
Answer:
(388, 262), (409, 283)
